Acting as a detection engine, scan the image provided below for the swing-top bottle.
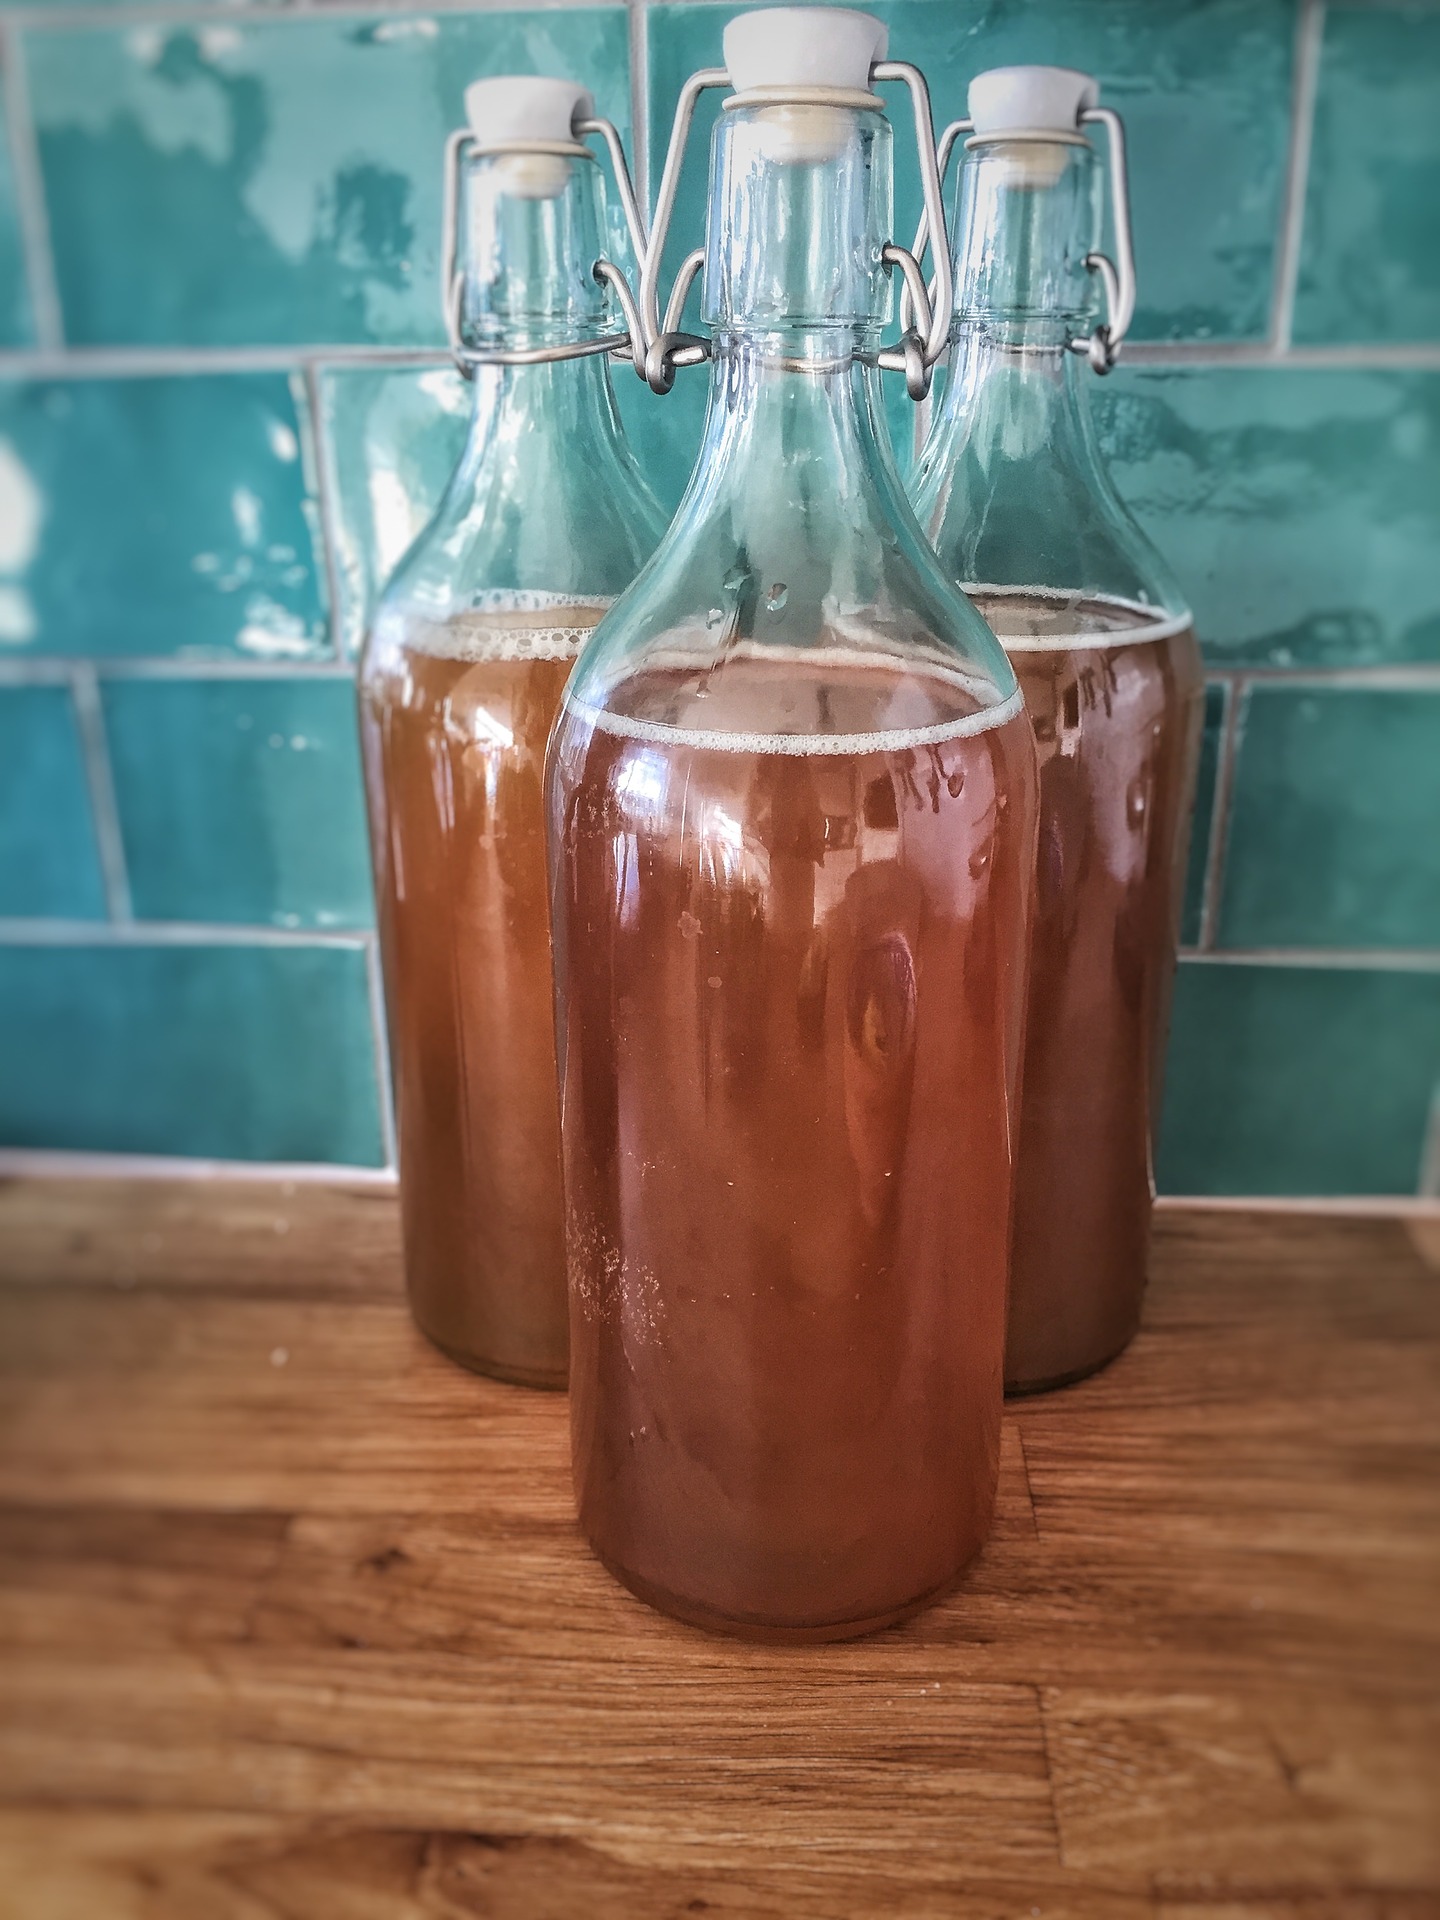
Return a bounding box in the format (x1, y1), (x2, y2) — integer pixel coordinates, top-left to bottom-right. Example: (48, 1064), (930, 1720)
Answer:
(546, 9), (1038, 1638)
(359, 77), (664, 1385)
(911, 67), (1204, 1393)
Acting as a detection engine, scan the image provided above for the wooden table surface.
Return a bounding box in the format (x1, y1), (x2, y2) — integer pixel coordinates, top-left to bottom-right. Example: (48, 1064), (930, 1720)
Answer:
(1, 1179), (1438, 1918)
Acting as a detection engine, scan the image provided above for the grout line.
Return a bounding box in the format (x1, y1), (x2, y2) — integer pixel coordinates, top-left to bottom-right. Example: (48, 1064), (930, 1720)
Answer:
(1201, 664), (1440, 691)
(0, 344), (453, 380)
(66, 663), (133, 922)
(1197, 675), (1244, 951)
(299, 361), (347, 660)
(627, 0), (651, 223)
(1177, 946), (1440, 972)
(0, 656), (356, 685)
(363, 933), (399, 1172)
(3, 340), (1439, 385)
(0, 22), (63, 352)
(6, 0), (616, 33)
(0, 1147), (398, 1184)
(0, 916), (371, 947)
(1194, 677), (1235, 952)
(1271, 0), (1325, 353)
(1155, 1191), (1440, 1218)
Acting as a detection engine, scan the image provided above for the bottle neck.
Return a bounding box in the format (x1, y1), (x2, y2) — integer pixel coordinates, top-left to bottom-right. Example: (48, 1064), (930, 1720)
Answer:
(910, 139), (1184, 619)
(457, 147), (613, 352)
(701, 98), (893, 355)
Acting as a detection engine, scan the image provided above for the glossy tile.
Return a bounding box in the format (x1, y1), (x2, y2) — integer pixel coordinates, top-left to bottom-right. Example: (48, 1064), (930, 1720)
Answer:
(28, 9), (631, 348)
(0, 939), (384, 1163)
(647, 0), (1294, 346)
(0, 87), (34, 349)
(0, 684), (106, 920)
(1294, 4), (1440, 346)
(0, 375), (326, 659)
(1158, 959), (1440, 1196)
(1217, 685), (1440, 952)
(103, 675), (372, 929)
(1096, 368), (1440, 669)
(1180, 680), (1226, 948)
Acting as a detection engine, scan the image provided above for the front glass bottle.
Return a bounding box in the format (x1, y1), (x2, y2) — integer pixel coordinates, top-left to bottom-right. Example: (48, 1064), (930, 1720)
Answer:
(359, 109), (664, 1385)
(911, 89), (1204, 1393)
(547, 46), (1038, 1638)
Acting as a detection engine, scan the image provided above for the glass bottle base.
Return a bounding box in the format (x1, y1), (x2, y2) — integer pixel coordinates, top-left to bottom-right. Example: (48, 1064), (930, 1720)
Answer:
(1004, 1323), (1137, 1398)
(414, 1316), (567, 1391)
(587, 1541), (979, 1644)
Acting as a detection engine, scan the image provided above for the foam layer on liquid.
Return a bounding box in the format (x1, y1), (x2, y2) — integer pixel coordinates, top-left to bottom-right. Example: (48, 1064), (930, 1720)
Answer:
(398, 592), (614, 664)
(968, 585), (1191, 652)
(566, 650), (1024, 757)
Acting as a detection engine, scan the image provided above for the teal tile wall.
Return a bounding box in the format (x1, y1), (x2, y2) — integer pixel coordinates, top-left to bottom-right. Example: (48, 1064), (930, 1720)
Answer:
(28, 9), (632, 347)
(0, 683), (106, 918)
(1218, 684), (1440, 951)
(1159, 961), (1440, 1197)
(0, 376), (327, 658)
(1095, 369), (1440, 669)
(1294, 3), (1440, 346)
(0, 0), (1435, 1191)
(103, 675), (373, 929)
(0, 940), (384, 1164)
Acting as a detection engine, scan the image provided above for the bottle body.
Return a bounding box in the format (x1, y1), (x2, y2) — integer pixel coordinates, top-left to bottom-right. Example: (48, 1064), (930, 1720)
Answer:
(912, 120), (1203, 1392)
(548, 80), (1037, 1636)
(551, 642), (1033, 1635)
(359, 129), (664, 1382)
(975, 592), (1201, 1391)
(362, 595), (611, 1384)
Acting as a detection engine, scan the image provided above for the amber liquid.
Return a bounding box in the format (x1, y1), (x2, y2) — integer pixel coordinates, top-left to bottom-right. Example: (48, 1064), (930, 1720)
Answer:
(549, 648), (1036, 1638)
(360, 604), (609, 1386)
(975, 591), (1204, 1394)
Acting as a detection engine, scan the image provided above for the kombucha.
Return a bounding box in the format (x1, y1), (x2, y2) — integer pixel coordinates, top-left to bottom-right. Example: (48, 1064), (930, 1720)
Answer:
(548, 645), (1036, 1637)
(360, 598), (610, 1385)
(975, 589), (1204, 1393)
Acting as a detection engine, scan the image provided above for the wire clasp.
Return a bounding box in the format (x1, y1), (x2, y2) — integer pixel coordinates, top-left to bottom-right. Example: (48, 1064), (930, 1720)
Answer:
(440, 115), (649, 379)
(639, 59), (955, 400)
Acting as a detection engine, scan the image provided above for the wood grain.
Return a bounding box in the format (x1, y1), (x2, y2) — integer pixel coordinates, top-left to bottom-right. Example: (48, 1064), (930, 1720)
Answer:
(0, 1181), (1437, 1917)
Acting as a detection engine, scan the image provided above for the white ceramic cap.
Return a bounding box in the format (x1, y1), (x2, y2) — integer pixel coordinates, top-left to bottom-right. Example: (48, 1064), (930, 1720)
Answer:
(967, 65), (1099, 138)
(464, 75), (594, 146)
(723, 7), (889, 93)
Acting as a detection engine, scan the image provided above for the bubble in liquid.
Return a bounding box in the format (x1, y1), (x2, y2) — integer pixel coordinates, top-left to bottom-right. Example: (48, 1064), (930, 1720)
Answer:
(705, 606), (725, 633)
(722, 564), (748, 593)
(766, 583), (789, 613)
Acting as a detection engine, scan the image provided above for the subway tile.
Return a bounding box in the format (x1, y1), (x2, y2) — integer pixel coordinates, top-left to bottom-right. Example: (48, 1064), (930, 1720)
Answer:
(27, 9), (631, 349)
(1294, 4), (1440, 347)
(1158, 958), (1440, 1196)
(320, 362), (694, 652)
(1217, 684), (1440, 952)
(0, 375), (326, 658)
(647, 0), (1294, 347)
(1096, 368), (1440, 669)
(0, 86), (34, 349)
(0, 938), (384, 1164)
(0, 684), (106, 919)
(103, 675), (373, 929)
(1180, 680), (1226, 948)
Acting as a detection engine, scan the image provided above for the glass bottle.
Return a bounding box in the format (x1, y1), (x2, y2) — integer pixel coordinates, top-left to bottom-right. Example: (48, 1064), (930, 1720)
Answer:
(546, 10), (1038, 1639)
(910, 67), (1204, 1394)
(358, 78), (664, 1386)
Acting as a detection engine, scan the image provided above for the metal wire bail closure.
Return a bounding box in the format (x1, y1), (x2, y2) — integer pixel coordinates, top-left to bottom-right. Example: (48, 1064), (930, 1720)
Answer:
(915, 102), (1137, 376)
(638, 59), (956, 400)
(440, 116), (650, 379)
